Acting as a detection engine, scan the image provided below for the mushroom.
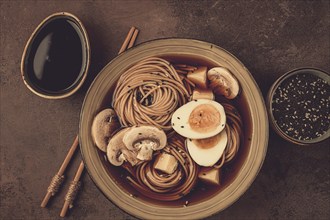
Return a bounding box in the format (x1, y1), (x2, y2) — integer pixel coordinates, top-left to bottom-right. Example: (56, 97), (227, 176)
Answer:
(207, 67), (240, 99)
(106, 128), (140, 166)
(123, 125), (167, 161)
(92, 108), (120, 152)
(187, 66), (208, 89)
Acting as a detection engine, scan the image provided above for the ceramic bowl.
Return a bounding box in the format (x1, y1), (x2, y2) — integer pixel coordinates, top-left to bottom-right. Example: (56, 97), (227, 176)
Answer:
(21, 12), (90, 99)
(79, 39), (268, 219)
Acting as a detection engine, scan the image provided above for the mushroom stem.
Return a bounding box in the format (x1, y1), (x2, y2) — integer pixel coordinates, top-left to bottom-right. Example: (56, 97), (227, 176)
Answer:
(136, 145), (153, 161)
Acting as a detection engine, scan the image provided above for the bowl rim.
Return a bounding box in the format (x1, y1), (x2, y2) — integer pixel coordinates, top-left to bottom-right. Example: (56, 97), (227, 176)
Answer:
(79, 38), (269, 219)
(266, 67), (330, 145)
(20, 11), (91, 99)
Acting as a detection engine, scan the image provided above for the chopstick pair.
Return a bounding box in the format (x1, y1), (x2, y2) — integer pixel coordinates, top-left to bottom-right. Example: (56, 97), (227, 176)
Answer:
(118, 26), (139, 54)
(40, 26), (139, 217)
(40, 135), (83, 217)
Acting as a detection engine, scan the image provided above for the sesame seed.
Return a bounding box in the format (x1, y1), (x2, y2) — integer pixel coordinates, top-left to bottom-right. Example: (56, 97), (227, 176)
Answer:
(272, 73), (329, 141)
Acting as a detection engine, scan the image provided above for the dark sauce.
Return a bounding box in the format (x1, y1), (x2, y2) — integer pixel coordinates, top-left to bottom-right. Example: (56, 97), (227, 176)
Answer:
(99, 56), (252, 207)
(24, 17), (86, 94)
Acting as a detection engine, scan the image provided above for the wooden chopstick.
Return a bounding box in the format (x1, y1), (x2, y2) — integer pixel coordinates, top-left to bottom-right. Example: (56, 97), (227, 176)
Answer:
(118, 26), (136, 54)
(60, 161), (84, 217)
(127, 28), (139, 49)
(58, 26), (139, 217)
(41, 135), (79, 208)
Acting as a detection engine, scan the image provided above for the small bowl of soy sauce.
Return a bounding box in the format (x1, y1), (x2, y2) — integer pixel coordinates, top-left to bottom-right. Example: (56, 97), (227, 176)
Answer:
(267, 68), (330, 145)
(21, 12), (90, 99)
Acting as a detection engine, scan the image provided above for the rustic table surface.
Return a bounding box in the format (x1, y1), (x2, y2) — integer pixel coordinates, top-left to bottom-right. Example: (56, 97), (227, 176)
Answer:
(1, 1), (329, 219)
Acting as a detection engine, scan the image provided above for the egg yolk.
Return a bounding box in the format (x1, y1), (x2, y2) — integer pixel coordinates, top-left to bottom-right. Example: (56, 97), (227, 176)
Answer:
(192, 132), (222, 149)
(188, 104), (220, 133)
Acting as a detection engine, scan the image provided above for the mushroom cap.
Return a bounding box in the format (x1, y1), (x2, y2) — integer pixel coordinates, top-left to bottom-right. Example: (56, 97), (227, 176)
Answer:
(91, 108), (120, 152)
(207, 67), (240, 99)
(106, 127), (139, 166)
(122, 125), (167, 160)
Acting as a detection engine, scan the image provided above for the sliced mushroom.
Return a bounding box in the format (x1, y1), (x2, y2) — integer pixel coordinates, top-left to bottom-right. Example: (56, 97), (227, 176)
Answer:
(207, 67), (240, 99)
(187, 66), (208, 89)
(106, 128), (140, 166)
(92, 108), (120, 152)
(123, 125), (167, 161)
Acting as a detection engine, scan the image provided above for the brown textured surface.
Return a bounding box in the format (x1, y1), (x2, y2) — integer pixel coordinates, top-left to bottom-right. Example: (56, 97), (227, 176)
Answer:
(0, 1), (329, 219)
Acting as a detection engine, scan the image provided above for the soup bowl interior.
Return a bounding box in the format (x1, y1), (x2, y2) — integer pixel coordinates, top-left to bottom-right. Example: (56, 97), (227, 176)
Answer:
(79, 39), (268, 219)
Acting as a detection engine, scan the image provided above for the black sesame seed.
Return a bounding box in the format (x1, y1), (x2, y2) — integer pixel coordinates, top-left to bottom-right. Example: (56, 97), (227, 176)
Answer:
(181, 126), (184, 128)
(272, 73), (330, 141)
(177, 117), (180, 120)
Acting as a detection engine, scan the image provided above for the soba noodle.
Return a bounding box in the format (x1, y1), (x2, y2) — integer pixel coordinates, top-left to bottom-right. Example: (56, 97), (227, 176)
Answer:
(113, 57), (190, 131)
(214, 102), (243, 169)
(125, 135), (199, 201)
(109, 57), (243, 200)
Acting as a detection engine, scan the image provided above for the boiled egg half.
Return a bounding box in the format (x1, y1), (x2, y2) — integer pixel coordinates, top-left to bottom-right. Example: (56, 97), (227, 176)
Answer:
(171, 99), (226, 139)
(186, 129), (228, 167)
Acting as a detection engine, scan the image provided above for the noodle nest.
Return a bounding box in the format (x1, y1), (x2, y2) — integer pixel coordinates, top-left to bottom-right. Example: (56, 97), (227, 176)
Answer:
(125, 135), (199, 201)
(113, 57), (189, 131)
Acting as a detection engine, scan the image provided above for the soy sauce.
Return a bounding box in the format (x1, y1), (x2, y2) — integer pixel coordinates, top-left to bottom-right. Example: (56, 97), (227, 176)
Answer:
(24, 17), (86, 93)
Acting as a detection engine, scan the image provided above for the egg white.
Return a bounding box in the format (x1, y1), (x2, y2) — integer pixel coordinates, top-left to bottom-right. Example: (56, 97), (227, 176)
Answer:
(186, 129), (228, 167)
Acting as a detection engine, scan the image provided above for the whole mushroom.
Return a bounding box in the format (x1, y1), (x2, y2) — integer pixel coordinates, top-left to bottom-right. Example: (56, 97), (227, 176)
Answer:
(106, 128), (140, 166)
(122, 125), (167, 161)
(207, 67), (240, 99)
(91, 108), (120, 152)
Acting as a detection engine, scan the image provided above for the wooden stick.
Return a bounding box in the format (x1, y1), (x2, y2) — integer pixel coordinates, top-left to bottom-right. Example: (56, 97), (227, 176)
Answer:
(60, 161), (84, 217)
(127, 28), (139, 49)
(41, 135), (79, 208)
(118, 26), (136, 54)
(58, 27), (139, 217)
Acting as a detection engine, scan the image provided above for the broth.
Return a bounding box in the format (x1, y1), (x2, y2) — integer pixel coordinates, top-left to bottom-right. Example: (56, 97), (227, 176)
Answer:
(98, 55), (253, 207)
